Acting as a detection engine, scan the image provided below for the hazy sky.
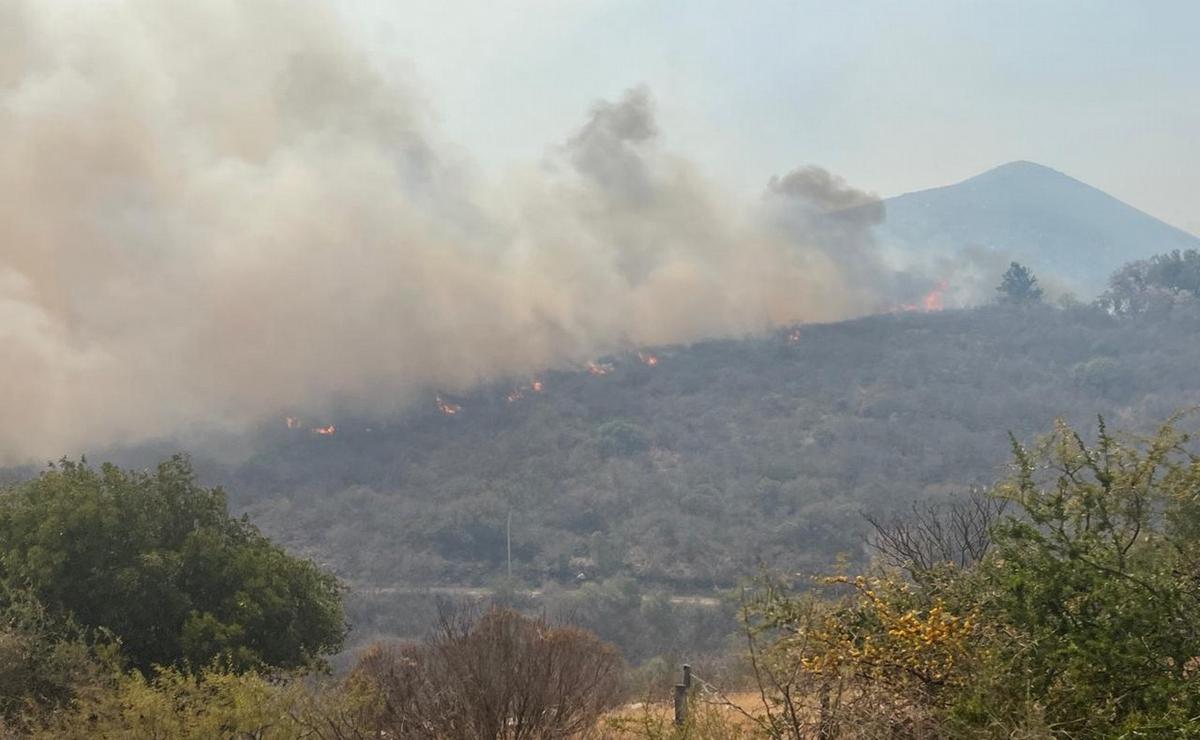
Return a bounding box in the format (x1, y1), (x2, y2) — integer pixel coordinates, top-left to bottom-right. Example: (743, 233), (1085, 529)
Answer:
(344, 0), (1200, 234)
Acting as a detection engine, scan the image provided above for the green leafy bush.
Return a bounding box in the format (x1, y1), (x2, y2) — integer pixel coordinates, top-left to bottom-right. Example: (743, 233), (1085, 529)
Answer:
(0, 456), (345, 673)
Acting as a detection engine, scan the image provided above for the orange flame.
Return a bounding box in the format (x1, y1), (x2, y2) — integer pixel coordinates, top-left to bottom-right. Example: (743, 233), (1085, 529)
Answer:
(922, 280), (947, 312)
(530, 379), (545, 392)
(638, 352), (659, 367)
(785, 327), (803, 344)
(285, 416), (301, 429)
(436, 395), (462, 416)
(894, 280), (948, 313)
(311, 424), (336, 436)
(587, 361), (614, 376)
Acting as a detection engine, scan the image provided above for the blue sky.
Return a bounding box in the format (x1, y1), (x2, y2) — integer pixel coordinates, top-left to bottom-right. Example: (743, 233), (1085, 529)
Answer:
(345, 1), (1199, 233)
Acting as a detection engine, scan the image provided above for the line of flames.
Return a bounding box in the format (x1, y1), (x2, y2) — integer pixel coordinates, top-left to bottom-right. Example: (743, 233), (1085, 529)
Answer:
(291, 351), (662, 428)
(286, 284), (952, 440)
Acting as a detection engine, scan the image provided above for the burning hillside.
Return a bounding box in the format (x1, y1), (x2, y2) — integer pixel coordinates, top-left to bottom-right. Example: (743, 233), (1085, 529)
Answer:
(0, 1), (973, 464)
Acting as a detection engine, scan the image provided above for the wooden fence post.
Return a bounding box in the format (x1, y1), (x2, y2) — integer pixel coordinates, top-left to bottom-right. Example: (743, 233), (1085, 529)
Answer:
(674, 664), (691, 725)
(674, 683), (687, 726)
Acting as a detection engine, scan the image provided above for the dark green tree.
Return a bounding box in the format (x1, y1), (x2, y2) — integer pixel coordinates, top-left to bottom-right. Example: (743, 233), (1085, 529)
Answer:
(996, 261), (1044, 304)
(595, 419), (650, 457)
(0, 456), (345, 674)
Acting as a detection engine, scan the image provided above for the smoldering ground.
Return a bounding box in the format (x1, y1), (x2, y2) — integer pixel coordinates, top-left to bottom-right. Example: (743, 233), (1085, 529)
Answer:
(0, 0), (902, 462)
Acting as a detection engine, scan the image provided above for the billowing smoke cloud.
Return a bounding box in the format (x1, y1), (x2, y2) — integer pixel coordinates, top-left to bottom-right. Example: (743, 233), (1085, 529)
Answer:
(0, 0), (888, 462)
(765, 166), (892, 294)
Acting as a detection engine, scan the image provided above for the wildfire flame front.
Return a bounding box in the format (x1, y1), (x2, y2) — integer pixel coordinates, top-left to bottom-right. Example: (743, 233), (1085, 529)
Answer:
(894, 280), (949, 314)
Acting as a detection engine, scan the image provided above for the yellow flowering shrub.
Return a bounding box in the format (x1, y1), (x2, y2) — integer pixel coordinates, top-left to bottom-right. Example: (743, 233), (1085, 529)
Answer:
(786, 575), (976, 693)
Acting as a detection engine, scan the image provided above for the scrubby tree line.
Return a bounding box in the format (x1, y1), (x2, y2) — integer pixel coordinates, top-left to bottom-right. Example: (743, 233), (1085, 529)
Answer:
(998, 250), (1200, 311)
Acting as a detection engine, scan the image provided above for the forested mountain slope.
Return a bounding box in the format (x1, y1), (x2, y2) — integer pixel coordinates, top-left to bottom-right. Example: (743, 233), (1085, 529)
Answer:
(207, 302), (1200, 592)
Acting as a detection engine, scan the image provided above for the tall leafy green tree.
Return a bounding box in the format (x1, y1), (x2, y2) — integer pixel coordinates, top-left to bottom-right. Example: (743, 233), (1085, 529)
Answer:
(996, 261), (1044, 304)
(0, 456), (345, 673)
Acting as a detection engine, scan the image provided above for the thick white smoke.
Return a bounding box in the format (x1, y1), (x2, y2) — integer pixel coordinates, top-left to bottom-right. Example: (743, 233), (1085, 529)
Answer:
(0, 0), (887, 462)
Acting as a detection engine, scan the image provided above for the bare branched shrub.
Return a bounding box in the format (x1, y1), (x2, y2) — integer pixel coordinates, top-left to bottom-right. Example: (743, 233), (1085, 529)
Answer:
(863, 490), (1006, 581)
(351, 606), (623, 739)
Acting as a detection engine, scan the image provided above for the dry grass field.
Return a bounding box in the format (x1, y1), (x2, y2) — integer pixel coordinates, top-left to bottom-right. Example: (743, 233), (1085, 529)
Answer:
(599, 691), (772, 739)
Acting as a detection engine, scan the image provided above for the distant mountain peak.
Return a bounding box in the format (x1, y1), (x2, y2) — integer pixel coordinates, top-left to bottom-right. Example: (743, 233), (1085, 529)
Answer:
(877, 162), (1200, 297)
(943, 160), (1091, 193)
(989, 159), (1058, 174)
